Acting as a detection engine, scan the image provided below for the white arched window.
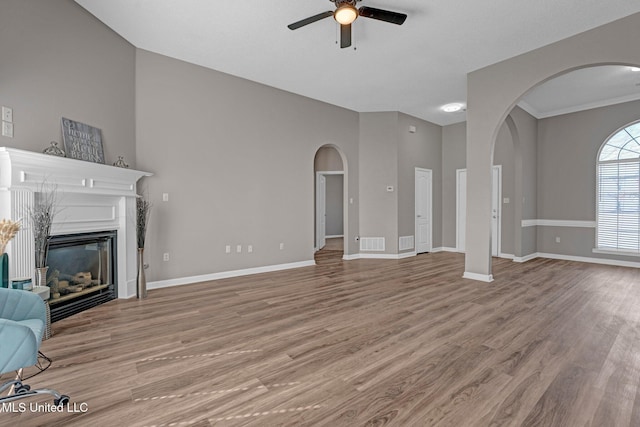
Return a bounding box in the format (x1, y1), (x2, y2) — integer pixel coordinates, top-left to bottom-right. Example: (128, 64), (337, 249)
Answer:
(597, 121), (640, 253)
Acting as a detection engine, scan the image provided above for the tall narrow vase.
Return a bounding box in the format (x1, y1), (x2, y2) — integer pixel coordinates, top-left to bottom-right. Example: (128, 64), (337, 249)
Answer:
(34, 266), (49, 288)
(137, 248), (147, 299)
(0, 253), (8, 288)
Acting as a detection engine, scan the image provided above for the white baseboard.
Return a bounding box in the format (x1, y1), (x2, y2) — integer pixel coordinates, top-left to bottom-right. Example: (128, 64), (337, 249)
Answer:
(536, 252), (640, 268)
(343, 252), (416, 260)
(462, 271), (494, 282)
(513, 253), (539, 263)
(325, 235), (343, 239)
(499, 253), (515, 259)
(435, 246), (458, 253)
(513, 252), (640, 268)
(147, 260), (316, 290)
(398, 251), (417, 259)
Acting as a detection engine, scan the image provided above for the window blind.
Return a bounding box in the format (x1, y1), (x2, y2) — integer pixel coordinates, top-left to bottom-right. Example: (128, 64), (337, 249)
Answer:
(598, 161), (640, 252)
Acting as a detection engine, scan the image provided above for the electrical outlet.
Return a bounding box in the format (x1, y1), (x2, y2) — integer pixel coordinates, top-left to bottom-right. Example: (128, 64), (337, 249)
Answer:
(248, 245), (253, 253)
(2, 121), (13, 138)
(2, 106), (12, 122)
(236, 245), (242, 253)
(279, 243), (284, 250)
(225, 245), (231, 254)
(162, 193), (169, 202)
(555, 236), (561, 243)
(163, 253), (170, 261)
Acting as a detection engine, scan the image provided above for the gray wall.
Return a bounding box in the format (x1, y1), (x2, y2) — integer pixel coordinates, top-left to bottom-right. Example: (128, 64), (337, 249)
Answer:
(397, 112), (443, 251)
(325, 175), (344, 236)
(359, 111), (442, 254)
(135, 49), (360, 281)
(442, 119), (519, 256)
(536, 99), (640, 260)
(358, 112), (399, 253)
(442, 122), (467, 249)
(508, 106), (538, 257)
(0, 0), (136, 165)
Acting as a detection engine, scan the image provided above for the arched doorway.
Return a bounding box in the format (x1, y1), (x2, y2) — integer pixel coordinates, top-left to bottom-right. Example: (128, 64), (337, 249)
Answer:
(314, 145), (347, 262)
(464, 13), (640, 281)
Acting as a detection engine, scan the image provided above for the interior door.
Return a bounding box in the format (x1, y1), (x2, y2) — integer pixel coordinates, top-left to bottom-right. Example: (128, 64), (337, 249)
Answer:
(315, 174), (326, 251)
(415, 168), (432, 253)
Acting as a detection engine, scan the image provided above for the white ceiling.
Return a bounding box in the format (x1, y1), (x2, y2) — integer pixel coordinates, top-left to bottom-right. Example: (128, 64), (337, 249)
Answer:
(74, 0), (640, 126)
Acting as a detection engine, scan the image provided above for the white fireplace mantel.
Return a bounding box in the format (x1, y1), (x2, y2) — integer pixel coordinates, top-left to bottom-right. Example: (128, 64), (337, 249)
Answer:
(0, 147), (152, 299)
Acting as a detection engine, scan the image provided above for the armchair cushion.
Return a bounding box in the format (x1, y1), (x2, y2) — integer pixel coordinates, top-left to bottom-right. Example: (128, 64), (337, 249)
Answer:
(0, 288), (47, 374)
(0, 318), (41, 373)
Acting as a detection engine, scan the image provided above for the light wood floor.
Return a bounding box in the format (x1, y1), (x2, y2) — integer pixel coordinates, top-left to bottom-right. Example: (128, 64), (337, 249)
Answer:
(4, 252), (640, 426)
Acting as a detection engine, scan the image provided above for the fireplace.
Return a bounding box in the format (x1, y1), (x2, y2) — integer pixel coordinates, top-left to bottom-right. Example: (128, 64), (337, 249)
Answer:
(0, 147), (151, 304)
(46, 231), (117, 322)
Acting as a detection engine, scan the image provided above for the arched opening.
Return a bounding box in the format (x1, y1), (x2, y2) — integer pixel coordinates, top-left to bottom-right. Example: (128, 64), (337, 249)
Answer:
(314, 145), (347, 263)
(466, 57), (640, 281)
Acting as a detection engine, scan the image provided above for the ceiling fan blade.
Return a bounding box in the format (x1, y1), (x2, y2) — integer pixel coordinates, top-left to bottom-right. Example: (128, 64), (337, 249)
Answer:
(340, 23), (352, 48)
(288, 11), (334, 30)
(359, 6), (407, 25)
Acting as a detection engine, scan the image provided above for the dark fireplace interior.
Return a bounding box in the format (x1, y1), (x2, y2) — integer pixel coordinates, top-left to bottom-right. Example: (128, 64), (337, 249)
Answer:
(46, 230), (117, 322)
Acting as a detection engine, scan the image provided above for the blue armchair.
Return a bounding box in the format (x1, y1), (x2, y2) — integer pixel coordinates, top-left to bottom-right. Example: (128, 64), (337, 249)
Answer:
(0, 287), (69, 405)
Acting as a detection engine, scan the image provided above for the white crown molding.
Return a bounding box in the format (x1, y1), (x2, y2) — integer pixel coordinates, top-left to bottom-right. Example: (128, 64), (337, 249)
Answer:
(519, 93), (640, 120)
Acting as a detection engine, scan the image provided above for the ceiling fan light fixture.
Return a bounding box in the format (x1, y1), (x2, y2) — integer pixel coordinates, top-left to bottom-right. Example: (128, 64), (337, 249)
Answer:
(334, 4), (358, 25)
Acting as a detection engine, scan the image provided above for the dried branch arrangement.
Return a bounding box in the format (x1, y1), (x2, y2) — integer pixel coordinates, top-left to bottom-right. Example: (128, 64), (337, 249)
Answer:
(0, 219), (21, 255)
(29, 185), (58, 268)
(136, 196), (152, 249)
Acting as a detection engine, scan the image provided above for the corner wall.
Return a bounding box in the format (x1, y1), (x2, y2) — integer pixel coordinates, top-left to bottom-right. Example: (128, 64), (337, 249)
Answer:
(135, 49), (360, 282)
(0, 0), (136, 165)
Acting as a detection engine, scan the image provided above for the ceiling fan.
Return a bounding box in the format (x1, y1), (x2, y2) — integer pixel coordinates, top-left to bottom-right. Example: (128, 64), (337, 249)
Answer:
(288, 0), (407, 49)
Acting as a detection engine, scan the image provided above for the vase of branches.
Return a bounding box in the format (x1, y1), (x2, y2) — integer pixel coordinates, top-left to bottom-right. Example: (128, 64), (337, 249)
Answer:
(136, 196), (151, 299)
(0, 219), (21, 288)
(29, 186), (57, 288)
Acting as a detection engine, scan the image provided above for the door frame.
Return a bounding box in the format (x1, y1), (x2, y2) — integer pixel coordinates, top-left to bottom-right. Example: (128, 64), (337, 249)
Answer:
(415, 167), (433, 254)
(456, 168), (466, 252)
(315, 171), (345, 252)
(492, 165), (502, 257)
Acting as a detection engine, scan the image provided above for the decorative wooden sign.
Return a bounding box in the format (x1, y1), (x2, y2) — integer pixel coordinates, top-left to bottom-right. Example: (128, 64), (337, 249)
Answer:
(61, 117), (105, 164)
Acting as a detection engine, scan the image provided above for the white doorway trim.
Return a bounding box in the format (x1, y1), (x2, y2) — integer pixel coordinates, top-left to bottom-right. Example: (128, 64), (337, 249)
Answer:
(315, 170), (345, 252)
(492, 165), (502, 258)
(415, 168), (433, 254)
(456, 168), (467, 253)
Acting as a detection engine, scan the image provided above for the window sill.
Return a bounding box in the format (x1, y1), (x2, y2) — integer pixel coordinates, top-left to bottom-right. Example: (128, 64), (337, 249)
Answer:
(592, 248), (640, 257)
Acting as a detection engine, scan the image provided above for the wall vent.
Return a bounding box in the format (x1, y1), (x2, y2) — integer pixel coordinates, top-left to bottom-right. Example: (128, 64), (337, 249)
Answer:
(360, 237), (385, 251)
(399, 235), (415, 251)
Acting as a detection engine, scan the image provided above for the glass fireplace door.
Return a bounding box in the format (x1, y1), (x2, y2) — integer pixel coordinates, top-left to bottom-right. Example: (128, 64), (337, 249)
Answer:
(46, 230), (117, 322)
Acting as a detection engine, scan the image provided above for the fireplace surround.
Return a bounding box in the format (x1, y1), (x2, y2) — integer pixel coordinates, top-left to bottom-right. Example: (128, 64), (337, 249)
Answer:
(0, 147), (151, 304)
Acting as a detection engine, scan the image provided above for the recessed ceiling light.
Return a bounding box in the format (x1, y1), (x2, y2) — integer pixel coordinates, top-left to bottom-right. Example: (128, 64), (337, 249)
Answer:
(441, 103), (465, 113)
(630, 67), (640, 72)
